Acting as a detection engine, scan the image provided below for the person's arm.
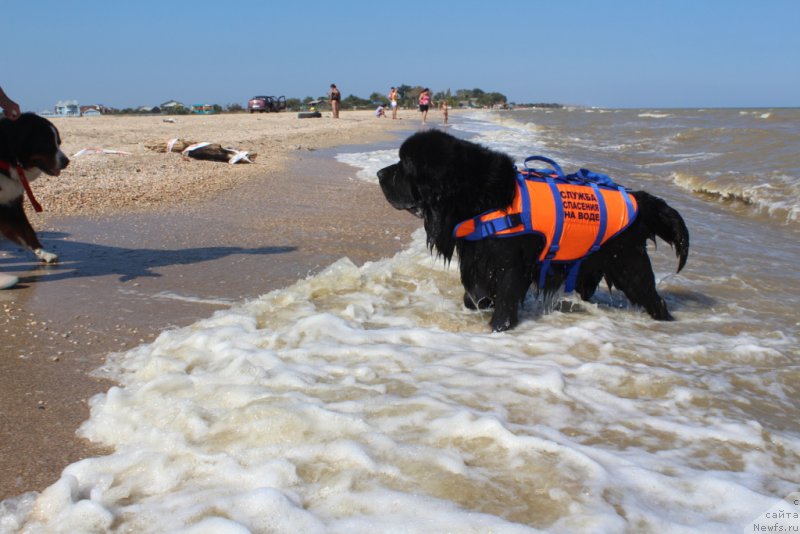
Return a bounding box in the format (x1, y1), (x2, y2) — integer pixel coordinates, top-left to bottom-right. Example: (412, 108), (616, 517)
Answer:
(0, 86), (21, 119)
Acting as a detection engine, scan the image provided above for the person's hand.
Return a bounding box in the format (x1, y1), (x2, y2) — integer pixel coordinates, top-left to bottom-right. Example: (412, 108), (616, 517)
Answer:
(1, 99), (20, 120)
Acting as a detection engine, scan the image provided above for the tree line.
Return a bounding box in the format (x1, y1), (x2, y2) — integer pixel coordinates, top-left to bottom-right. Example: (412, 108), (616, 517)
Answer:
(360, 86), (508, 110)
(239, 86), (508, 111)
(106, 86), (510, 115)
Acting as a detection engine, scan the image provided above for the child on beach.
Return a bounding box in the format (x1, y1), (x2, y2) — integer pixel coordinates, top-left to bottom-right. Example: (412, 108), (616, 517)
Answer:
(389, 87), (398, 119)
(441, 101), (449, 125)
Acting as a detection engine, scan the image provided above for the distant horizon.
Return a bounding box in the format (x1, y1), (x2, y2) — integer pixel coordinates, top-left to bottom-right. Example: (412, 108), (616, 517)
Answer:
(16, 86), (800, 114)
(24, 99), (798, 114)
(4, 1), (798, 112)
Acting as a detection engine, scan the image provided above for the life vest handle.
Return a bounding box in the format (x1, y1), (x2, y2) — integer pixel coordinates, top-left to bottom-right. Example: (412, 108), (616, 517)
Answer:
(523, 156), (565, 178)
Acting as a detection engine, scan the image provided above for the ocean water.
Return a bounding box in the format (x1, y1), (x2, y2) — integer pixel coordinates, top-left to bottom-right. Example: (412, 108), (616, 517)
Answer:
(2, 109), (799, 533)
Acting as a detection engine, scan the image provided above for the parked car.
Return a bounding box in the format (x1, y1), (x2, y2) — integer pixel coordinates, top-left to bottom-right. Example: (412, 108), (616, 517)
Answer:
(248, 95), (287, 113)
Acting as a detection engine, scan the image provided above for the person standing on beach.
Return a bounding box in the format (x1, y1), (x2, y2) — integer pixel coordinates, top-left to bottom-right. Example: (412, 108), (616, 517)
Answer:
(0, 85), (22, 289)
(389, 86), (399, 119)
(418, 88), (431, 126)
(329, 84), (341, 119)
(441, 100), (449, 125)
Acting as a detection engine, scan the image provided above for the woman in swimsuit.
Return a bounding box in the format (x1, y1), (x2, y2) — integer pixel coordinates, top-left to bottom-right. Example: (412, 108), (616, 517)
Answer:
(329, 84), (341, 118)
(418, 88), (431, 126)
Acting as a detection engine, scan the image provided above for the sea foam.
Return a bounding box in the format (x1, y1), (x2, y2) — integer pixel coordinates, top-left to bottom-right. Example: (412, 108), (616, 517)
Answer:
(3, 229), (797, 532)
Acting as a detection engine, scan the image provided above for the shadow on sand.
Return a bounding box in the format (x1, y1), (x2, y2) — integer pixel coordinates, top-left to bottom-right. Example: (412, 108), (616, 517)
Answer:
(0, 231), (297, 284)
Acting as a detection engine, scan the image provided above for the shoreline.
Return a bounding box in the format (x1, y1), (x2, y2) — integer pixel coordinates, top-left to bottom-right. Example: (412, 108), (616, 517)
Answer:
(0, 110), (430, 500)
(33, 110), (414, 217)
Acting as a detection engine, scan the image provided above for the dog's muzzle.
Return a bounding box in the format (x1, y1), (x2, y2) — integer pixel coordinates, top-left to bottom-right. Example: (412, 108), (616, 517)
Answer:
(57, 151), (70, 171)
(378, 163), (422, 216)
(46, 150), (70, 176)
(377, 164), (394, 185)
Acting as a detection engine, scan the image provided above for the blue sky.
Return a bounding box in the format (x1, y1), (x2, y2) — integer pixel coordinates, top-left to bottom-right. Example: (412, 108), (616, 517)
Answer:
(3, 0), (798, 111)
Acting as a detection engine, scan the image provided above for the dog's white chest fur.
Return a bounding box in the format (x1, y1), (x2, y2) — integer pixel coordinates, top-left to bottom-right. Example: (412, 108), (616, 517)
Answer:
(0, 166), (42, 205)
(0, 170), (25, 205)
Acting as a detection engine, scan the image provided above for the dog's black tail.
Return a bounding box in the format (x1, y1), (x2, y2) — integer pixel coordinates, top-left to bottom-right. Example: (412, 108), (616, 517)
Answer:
(632, 191), (690, 272)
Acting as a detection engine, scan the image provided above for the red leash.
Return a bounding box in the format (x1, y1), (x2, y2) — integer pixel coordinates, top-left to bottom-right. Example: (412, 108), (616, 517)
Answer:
(0, 160), (43, 212)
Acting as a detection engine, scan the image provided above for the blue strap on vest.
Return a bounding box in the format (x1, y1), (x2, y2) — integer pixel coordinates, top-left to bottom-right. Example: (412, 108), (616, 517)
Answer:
(474, 213), (522, 239)
(538, 177), (565, 290)
(619, 185), (635, 222)
(455, 173), (529, 240)
(563, 182), (608, 293)
(454, 155), (636, 296)
(588, 183), (608, 254)
(517, 173), (533, 233)
(576, 168), (616, 188)
(524, 155), (565, 178)
(575, 169), (636, 229)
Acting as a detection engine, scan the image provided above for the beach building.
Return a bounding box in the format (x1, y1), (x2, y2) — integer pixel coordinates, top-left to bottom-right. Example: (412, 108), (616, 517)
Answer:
(191, 104), (216, 114)
(54, 100), (80, 116)
(80, 105), (104, 116)
(160, 100), (188, 113)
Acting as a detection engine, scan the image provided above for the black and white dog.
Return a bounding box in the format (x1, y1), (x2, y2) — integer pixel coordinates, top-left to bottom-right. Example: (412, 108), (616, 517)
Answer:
(0, 113), (68, 266)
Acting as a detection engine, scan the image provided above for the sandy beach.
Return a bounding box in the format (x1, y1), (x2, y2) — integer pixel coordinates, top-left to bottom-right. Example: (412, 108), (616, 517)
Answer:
(0, 109), (429, 500)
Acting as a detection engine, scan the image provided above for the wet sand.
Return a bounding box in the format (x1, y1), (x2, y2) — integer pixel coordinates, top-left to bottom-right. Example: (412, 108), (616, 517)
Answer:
(0, 111), (425, 499)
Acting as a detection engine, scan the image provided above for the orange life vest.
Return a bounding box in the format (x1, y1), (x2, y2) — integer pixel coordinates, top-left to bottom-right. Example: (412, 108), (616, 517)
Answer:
(453, 158), (638, 291)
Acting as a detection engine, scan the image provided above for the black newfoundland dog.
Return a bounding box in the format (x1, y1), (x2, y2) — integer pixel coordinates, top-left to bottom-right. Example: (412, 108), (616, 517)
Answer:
(377, 130), (689, 331)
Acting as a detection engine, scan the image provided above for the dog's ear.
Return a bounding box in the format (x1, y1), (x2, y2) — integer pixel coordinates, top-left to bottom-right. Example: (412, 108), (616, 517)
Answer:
(0, 116), (24, 158)
(0, 113), (41, 161)
(453, 139), (517, 212)
(399, 130), (516, 213)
